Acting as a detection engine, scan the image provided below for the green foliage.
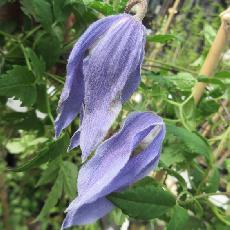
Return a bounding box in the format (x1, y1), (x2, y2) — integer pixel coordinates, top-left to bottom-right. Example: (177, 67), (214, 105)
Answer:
(0, 0), (229, 229)
(12, 134), (69, 172)
(0, 66), (36, 106)
(108, 177), (176, 220)
(167, 205), (189, 230)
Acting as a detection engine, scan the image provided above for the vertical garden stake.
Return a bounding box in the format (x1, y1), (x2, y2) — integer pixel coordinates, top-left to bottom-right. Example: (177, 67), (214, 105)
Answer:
(192, 7), (230, 104)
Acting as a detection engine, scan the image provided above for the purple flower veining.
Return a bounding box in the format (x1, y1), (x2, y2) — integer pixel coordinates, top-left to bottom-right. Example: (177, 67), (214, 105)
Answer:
(55, 13), (146, 161)
(62, 112), (166, 229)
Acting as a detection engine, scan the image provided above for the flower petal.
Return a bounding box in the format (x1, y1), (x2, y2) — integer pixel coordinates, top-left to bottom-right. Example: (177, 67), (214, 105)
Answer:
(62, 197), (113, 229)
(64, 112), (165, 227)
(121, 34), (145, 103)
(55, 14), (124, 137)
(80, 15), (146, 159)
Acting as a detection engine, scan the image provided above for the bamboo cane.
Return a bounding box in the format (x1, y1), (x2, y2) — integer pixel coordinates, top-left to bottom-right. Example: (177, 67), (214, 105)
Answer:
(192, 8), (230, 104)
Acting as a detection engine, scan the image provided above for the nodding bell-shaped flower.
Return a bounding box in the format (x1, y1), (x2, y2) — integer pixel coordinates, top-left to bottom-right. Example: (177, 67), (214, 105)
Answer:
(62, 112), (166, 229)
(55, 12), (146, 161)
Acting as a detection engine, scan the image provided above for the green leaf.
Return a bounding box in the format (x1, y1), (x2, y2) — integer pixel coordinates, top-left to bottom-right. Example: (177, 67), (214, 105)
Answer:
(33, 0), (53, 29)
(215, 71), (230, 79)
(108, 177), (176, 220)
(167, 124), (211, 159)
(198, 76), (225, 87)
(61, 161), (77, 199)
(24, 48), (45, 80)
(147, 34), (177, 43)
(0, 66), (36, 106)
(87, 1), (115, 15)
(168, 72), (196, 92)
(167, 205), (189, 230)
(12, 134), (69, 172)
(36, 159), (61, 187)
(37, 170), (63, 219)
(35, 84), (47, 113)
(21, 0), (53, 30)
(161, 146), (185, 167)
(35, 32), (61, 68)
(198, 99), (219, 116)
(53, 0), (69, 22)
(204, 167), (220, 193)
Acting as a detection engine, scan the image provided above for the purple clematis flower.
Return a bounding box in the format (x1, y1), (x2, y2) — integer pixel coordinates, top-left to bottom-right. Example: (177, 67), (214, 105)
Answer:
(62, 112), (166, 229)
(55, 13), (146, 161)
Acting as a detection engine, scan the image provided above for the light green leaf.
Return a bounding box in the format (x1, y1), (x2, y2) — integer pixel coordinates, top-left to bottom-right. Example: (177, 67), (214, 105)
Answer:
(168, 72), (196, 92)
(108, 177), (176, 220)
(161, 146), (185, 167)
(0, 66), (36, 106)
(147, 34), (177, 43)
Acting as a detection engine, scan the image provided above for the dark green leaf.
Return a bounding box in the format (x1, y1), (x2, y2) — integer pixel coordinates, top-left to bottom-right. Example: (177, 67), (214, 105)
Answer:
(0, 65), (36, 106)
(61, 161), (77, 199)
(25, 48), (45, 80)
(108, 177), (176, 220)
(35, 32), (61, 68)
(37, 170), (63, 218)
(36, 159), (61, 187)
(204, 167), (220, 193)
(12, 134), (69, 172)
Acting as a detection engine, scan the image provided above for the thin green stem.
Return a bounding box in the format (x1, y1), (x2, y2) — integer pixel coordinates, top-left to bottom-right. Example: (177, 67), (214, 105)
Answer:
(47, 73), (65, 84)
(19, 43), (32, 71)
(144, 58), (197, 75)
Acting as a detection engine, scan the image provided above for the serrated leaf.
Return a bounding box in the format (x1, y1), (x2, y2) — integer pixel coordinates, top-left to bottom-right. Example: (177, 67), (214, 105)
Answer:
(0, 66), (36, 106)
(167, 205), (189, 230)
(21, 0), (53, 30)
(35, 32), (61, 68)
(37, 170), (63, 219)
(61, 161), (77, 199)
(168, 72), (196, 92)
(25, 48), (46, 80)
(34, 0), (53, 30)
(36, 159), (61, 187)
(167, 124), (211, 159)
(52, 0), (70, 22)
(87, 1), (115, 15)
(108, 177), (176, 220)
(147, 34), (177, 43)
(161, 146), (186, 166)
(12, 134), (69, 172)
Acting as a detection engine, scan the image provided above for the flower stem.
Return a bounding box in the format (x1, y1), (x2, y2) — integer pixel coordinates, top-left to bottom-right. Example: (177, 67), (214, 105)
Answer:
(125, 0), (148, 21)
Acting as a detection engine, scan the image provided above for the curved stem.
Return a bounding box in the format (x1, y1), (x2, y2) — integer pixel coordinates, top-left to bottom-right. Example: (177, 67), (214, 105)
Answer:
(125, 0), (148, 21)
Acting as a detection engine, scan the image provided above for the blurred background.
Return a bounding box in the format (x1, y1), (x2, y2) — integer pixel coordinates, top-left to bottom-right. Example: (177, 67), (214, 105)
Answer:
(0, 0), (230, 229)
